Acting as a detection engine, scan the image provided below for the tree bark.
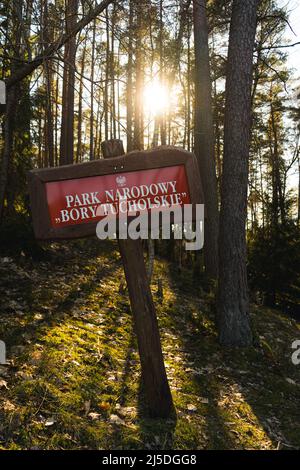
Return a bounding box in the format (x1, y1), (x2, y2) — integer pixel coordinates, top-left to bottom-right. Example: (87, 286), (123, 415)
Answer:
(110, 4), (117, 140)
(159, 0), (166, 146)
(0, 85), (18, 221)
(76, 39), (86, 163)
(104, 7), (110, 142)
(126, 0), (134, 152)
(193, 0), (219, 279)
(187, 14), (191, 151)
(298, 153), (300, 225)
(43, 0), (54, 167)
(90, 19), (96, 161)
(60, 0), (78, 166)
(269, 99), (285, 226)
(217, 0), (259, 347)
(54, 65), (60, 166)
(133, 2), (144, 151)
(0, 0), (21, 220)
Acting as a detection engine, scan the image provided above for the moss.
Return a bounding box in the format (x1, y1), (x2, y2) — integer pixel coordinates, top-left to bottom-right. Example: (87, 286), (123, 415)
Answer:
(0, 239), (299, 450)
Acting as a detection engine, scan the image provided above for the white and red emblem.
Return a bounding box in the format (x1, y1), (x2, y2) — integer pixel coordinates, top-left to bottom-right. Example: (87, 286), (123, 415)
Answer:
(116, 175), (126, 187)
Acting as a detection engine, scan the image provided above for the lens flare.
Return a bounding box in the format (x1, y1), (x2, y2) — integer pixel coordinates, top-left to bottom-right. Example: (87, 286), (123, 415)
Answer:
(143, 80), (170, 116)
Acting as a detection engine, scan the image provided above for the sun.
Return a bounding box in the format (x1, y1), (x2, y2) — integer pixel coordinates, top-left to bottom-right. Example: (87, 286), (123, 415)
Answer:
(143, 80), (170, 116)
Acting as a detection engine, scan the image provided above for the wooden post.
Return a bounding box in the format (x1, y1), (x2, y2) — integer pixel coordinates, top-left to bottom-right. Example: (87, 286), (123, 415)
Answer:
(101, 139), (175, 418)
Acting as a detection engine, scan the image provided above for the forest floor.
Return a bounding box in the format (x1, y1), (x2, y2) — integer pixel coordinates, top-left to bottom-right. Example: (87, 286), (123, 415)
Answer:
(0, 239), (299, 450)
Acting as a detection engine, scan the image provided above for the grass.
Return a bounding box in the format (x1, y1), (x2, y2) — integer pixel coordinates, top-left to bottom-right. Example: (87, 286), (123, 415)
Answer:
(0, 239), (299, 450)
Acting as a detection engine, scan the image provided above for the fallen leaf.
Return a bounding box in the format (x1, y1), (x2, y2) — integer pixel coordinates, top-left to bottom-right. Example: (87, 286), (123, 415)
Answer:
(109, 414), (125, 425)
(0, 379), (8, 389)
(187, 404), (197, 412)
(199, 397), (209, 404)
(286, 378), (297, 386)
(45, 417), (56, 427)
(29, 351), (42, 365)
(116, 406), (136, 418)
(34, 314), (44, 321)
(16, 371), (33, 380)
(88, 412), (100, 420)
(2, 400), (15, 411)
(72, 360), (81, 367)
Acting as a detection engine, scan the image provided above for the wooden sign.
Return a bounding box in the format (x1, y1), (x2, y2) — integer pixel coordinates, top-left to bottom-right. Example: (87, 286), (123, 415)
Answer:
(28, 146), (203, 240)
(28, 141), (204, 418)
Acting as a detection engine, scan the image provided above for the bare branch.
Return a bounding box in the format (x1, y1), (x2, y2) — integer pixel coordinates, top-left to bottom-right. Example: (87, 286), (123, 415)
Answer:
(259, 41), (300, 50)
(6, 0), (115, 90)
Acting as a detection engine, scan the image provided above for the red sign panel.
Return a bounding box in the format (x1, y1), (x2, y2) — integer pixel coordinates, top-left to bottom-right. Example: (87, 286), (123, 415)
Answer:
(28, 146), (203, 240)
(46, 165), (190, 228)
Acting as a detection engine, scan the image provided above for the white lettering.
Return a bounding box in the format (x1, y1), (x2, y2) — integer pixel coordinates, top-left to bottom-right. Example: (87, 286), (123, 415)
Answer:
(61, 209), (70, 222)
(66, 195), (74, 208)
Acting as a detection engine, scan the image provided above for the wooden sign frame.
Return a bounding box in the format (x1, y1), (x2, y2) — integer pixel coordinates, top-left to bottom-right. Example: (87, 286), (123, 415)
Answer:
(28, 146), (203, 241)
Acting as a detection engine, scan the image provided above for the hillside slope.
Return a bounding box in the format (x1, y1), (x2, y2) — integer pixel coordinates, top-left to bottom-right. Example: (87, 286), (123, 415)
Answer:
(0, 240), (299, 450)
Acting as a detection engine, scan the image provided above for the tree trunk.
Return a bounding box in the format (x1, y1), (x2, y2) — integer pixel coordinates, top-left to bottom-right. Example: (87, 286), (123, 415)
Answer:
(0, 85), (18, 221)
(104, 7), (110, 142)
(298, 153), (300, 225)
(187, 14), (191, 151)
(110, 4), (117, 140)
(126, 0), (134, 152)
(54, 67), (59, 166)
(193, 0), (219, 279)
(159, 0), (166, 146)
(270, 100), (285, 226)
(43, 0), (54, 167)
(0, 0), (21, 221)
(45, 62), (54, 167)
(76, 40), (86, 163)
(60, 0), (78, 166)
(133, 2), (144, 151)
(90, 19), (96, 161)
(217, 0), (259, 347)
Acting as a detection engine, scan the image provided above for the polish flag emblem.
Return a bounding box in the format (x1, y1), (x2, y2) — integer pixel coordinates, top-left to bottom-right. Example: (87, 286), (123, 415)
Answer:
(116, 175), (126, 187)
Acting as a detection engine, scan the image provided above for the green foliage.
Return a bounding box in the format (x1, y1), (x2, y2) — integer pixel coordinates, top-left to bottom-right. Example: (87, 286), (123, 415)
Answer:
(248, 222), (300, 310)
(0, 213), (44, 259)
